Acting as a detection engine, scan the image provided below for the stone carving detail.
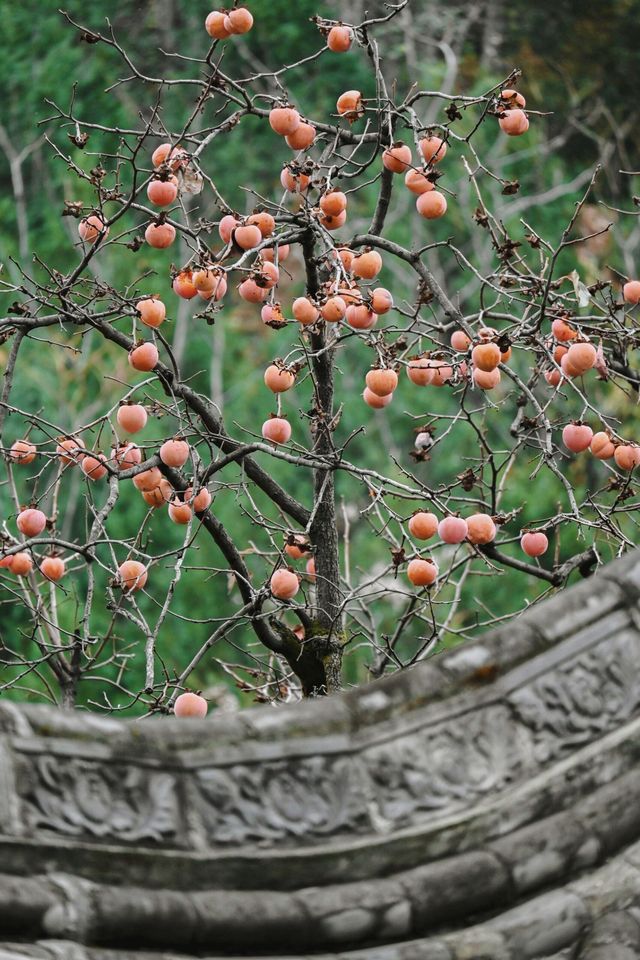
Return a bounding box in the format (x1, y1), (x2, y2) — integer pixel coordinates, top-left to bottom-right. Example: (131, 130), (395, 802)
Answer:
(17, 754), (179, 843)
(508, 629), (640, 763)
(365, 704), (534, 825)
(194, 754), (372, 845)
(192, 632), (640, 846)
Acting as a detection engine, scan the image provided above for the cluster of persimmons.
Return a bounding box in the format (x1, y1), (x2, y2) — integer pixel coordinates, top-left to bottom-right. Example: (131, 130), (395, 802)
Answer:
(3, 6), (638, 715)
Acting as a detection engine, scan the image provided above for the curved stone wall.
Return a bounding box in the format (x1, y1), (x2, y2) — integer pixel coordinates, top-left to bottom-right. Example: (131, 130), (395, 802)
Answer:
(2, 551), (640, 958)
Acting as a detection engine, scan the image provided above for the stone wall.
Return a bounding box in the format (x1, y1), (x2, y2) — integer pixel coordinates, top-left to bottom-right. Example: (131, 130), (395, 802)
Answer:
(2, 551), (640, 959)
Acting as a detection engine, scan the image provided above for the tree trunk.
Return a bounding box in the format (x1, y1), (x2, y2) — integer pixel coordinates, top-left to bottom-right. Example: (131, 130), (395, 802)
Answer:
(303, 230), (345, 694)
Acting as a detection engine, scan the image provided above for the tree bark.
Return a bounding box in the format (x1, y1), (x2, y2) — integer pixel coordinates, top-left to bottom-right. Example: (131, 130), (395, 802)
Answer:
(303, 230), (345, 694)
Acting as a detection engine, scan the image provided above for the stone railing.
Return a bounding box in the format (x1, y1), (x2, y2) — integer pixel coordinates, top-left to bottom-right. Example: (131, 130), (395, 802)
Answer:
(2, 550), (640, 959)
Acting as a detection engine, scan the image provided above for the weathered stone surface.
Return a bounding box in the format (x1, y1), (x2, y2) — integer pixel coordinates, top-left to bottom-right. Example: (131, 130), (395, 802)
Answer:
(3, 550), (640, 957)
(577, 909), (640, 960)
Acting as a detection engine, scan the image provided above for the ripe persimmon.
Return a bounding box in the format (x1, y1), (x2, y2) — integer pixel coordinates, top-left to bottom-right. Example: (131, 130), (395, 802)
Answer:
(623, 281), (640, 304)
(151, 143), (187, 171)
(11, 553), (33, 576)
(284, 535), (309, 560)
(371, 288), (393, 314)
(56, 436), (83, 464)
(407, 357), (433, 386)
(239, 278), (268, 303)
(614, 444), (640, 470)
(264, 364), (295, 392)
(269, 567), (300, 600)
(438, 516), (468, 543)
(451, 330), (471, 351)
(226, 7), (253, 34)
(292, 297), (319, 325)
(174, 691), (208, 718)
(219, 214), (239, 244)
(205, 11), (231, 39)
(198, 271), (227, 301)
(499, 109), (529, 136)
(382, 143), (412, 173)
(321, 296), (347, 322)
(136, 298), (166, 328)
(269, 106), (301, 137)
(346, 304), (377, 330)
(429, 359), (454, 386)
(261, 303), (285, 325)
(159, 438), (190, 467)
(129, 342), (159, 372)
(336, 247), (355, 272)
(520, 531), (548, 557)
(327, 24), (352, 52)
(472, 342), (501, 372)
(168, 498), (192, 524)
(466, 513), (496, 545)
(320, 191), (347, 217)
(81, 452), (108, 481)
(9, 439), (36, 464)
(590, 431), (615, 459)
(408, 512), (439, 540)
(363, 387), (392, 408)
(404, 168), (435, 195)
(262, 244), (290, 263)
(407, 558), (438, 586)
(551, 318), (577, 342)
(117, 404), (147, 434)
(118, 559), (148, 592)
(286, 122), (316, 151)
(234, 223), (262, 250)
(247, 211), (275, 237)
(472, 367), (501, 390)
(78, 215), (109, 244)
(320, 210), (347, 231)
(132, 467), (163, 491)
(147, 176), (178, 207)
(336, 90), (363, 122)
(352, 250), (382, 280)
(366, 368), (398, 396)
(185, 486), (212, 512)
(562, 423), (593, 453)
(270, 568), (299, 600)
(40, 556), (65, 582)
(560, 353), (581, 379)
(145, 222), (176, 248)
(416, 191), (447, 219)
(142, 479), (173, 507)
(501, 88), (526, 108)
(113, 443), (142, 471)
(173, 271), (198, 299)
(262, 417), (292, 444)
(280, 167), (310, 193)
(17, 508), (47, 537)
(566, 341), (596, 375)
(419, 136), (447, 163)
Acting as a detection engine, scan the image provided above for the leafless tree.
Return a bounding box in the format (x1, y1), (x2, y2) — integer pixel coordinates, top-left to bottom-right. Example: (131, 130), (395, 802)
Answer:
(0, 2), (638, 715)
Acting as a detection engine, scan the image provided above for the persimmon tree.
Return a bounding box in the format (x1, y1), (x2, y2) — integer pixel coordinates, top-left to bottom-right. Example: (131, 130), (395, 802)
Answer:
(1, 2), (638, 714)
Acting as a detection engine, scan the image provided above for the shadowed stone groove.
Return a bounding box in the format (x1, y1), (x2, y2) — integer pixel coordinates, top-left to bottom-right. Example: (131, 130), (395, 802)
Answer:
(2, 551), (640, 957)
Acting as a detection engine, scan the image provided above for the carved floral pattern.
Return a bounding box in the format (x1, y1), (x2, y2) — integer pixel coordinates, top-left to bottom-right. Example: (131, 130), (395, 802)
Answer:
(365, 704), (534, 824)
(507, 629), (640, 763)
(9, 629), (640, 849)
(18, 754), (179, 843)
(194, 754), (371, 845)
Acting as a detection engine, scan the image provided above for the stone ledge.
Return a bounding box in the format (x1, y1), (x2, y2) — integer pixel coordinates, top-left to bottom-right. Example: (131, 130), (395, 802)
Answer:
(1, 549), (640, 956)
